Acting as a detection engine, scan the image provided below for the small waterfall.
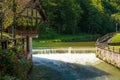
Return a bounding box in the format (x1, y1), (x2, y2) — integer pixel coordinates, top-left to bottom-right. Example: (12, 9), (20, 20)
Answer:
(68, 47), (72, 54)
(32, 47), (95, 54)
(32, 48), (120, 80)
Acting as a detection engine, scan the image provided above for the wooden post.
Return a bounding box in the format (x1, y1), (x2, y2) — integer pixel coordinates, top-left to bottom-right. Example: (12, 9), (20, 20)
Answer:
(22, 38), (24, 49)
(36, 9), (38, 26)
(0, 0), (4, 40)
(0, 13), (3, 39)
(1, 40), (8, 50)
(27, 8), (29, 26)
(31, 8), (34, 26)
(12, 0), (17, 38)
(26, 36), (30, 55)
(28, 37), (32, 53)
(14, 39), (16, 46)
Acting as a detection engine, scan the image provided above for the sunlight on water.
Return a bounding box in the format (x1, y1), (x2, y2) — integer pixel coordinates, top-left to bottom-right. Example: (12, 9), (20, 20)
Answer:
(32, 53), (120, 80)
(33, 53), (100, 65)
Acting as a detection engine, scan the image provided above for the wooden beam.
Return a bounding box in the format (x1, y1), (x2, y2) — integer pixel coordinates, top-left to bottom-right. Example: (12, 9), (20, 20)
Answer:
(18, 15), (41, 20)
(26, 36), (29, 55)
(36, 9), (38, 26)
(31, 7), (34, 26)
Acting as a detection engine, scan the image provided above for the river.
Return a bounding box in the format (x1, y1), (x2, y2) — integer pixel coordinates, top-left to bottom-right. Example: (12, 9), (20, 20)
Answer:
(30, 42), (120, 80)
(30, 52), (120, 80)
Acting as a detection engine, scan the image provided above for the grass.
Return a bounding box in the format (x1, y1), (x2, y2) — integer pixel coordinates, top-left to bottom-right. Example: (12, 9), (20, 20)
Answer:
(104, 33), (120, 53)
(106, 46), (120, 53)
(33, 33), (99, 48)
(106, 33), (120, 53)
(38, 33), (100, 42)
(109, 33), (120, 43)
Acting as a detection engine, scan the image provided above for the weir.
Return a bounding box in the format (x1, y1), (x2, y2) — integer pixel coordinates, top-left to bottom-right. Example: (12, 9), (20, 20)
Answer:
(32, 47), (95, 54)
(31, 49), (120, 80)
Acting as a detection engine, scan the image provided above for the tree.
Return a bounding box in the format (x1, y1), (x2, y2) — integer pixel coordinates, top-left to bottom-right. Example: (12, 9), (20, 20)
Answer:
(41, 0), (83, 34)
(111, 13), (120, 31)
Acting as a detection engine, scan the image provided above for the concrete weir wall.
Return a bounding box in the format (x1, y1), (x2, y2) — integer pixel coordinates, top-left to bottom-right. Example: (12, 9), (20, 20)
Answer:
(96, 47), (120, 68)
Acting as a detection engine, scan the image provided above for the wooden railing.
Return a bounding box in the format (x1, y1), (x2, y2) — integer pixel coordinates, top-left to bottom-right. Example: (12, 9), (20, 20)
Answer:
(96, 33), (115, 48)
(16, 29), (38, 36)
(7, 27), (39, 37)
(97, 33), (114, 43)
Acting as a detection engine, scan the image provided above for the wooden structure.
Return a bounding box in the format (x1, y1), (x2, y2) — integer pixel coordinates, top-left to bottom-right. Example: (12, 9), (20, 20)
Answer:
(0, 0), (47, 57)
(7, 0), (47, 37)
(0, 0), (4, 39)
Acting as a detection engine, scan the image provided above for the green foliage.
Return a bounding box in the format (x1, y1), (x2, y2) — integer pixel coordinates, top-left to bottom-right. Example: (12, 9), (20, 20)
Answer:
(109, 33), (120, 43)
(0, 33), (12, 39)
(111, 13), (120, 24)
(1, 75), (19, 80)
(41, 0), (83, 34)
(39, 0), (120, 37)
(0, 47), (32, 80)
(59, 34), (100, 42)
(37, 33), (99, 42)
(0, 50), (15, 75)
(14, 56), (32, 80)
(2, 0), (120, 38)
(38, 23), (58, 39)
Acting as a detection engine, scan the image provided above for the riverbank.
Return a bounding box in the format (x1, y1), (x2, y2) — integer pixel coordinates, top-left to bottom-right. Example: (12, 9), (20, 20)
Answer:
(35, 33), (100, 42)
(33, 33), (99, 48)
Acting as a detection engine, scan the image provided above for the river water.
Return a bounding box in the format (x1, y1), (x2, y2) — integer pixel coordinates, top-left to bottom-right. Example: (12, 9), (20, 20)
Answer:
(31, 52), (120, 80)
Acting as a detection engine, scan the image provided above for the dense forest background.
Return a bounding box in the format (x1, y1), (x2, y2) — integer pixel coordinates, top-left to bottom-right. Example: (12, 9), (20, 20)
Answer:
(39, 0), (120, 38)
(1, 0), (120, 40)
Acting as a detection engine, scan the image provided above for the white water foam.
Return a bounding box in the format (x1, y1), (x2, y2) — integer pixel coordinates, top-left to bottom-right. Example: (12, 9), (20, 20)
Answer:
(33, 53), (100, 65)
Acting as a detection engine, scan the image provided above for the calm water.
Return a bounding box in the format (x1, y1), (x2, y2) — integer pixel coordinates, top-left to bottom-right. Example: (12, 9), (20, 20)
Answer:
(31, 42), (120, 80)
(32, 42), (96, 48)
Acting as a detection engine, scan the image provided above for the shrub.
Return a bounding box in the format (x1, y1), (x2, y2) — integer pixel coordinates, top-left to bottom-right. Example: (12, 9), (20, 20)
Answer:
(1, 75), (19, 80)
(0, 47), (32, 80)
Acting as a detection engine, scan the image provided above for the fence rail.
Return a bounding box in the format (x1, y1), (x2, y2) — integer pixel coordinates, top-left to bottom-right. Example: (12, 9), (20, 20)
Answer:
(97, 33), (114, 43)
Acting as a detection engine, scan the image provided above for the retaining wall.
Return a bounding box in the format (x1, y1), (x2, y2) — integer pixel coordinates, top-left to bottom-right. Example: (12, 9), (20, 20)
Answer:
(96, 47), (120, 68)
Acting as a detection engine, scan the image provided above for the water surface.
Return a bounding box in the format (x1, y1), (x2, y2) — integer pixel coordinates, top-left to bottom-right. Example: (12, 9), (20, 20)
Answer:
(31, 53), (120, 80)
(32, 42), (95, 48)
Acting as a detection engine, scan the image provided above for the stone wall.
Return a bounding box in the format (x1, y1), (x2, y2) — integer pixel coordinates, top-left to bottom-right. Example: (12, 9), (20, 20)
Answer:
(96, 47), (120, 68)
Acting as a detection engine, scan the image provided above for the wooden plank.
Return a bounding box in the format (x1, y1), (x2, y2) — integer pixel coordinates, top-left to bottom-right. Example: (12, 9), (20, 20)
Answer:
(18, 15), (41, 20)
